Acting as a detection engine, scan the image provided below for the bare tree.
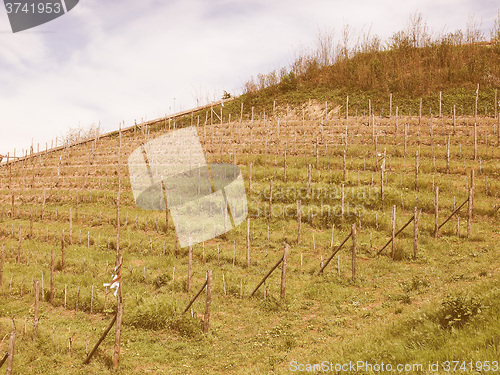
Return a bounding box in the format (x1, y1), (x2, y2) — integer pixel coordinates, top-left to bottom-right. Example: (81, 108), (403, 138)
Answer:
(339, 22), (352, 61)
(315, 27), (336, 66)
(356, 25), (382, 54)
(465, 14), (485, 44)
(62, 123), (100, 145)
(408, 12), (430, 48)
(491, 10), (500, 45)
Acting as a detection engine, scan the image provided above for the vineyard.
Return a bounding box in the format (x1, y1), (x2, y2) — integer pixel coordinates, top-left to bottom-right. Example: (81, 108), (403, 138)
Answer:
(1, 94), (500, 374)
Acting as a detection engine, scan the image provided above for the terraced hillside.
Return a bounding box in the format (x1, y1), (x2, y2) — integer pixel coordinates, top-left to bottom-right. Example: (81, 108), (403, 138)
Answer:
(1, 99), (500, 374)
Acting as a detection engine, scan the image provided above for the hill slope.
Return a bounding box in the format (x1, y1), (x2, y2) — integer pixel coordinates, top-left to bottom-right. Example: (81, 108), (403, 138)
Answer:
(1, 94), (500, 373)
(1, 15), (500, 374)
(225, 14), (500, 118)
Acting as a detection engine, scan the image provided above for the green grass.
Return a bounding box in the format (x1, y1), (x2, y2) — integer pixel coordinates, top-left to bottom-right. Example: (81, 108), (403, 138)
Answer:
(0, 109), (500, 374)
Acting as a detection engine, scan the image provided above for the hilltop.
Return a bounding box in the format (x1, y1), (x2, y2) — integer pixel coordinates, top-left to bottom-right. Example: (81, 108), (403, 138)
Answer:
(222, 13), (500, 118)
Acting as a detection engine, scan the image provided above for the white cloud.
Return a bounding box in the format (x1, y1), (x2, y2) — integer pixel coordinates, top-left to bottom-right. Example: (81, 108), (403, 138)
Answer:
(0, 0), (498, 155)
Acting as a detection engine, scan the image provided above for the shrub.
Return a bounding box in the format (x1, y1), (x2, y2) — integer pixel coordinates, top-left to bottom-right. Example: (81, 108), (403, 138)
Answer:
(126, 298), (176, 330)
(259, 294), (284, 312)
(265, 323), (296, 351)
(436, 294), (482, 329)
(399, 294), (412, 304)
(167, 315), (202, 338)
(401, 276), (430, 293)
(153, 272), (171, 289)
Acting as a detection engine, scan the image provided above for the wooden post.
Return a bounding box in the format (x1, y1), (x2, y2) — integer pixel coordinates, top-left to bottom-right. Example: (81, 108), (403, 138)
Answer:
(182, 279), (208, 314)
(430, 111), (433, 146)
(34, 280), (40, 330)
(75, 192), (79, 221)
(467, 187), (473, 237)
(17, 227), (21, 263)
(391, 205), (396, 259)
(470, 169), (475, 215)
(5, 332), (15, 375)
(239, 102), (243, 125)
(318, 231), (352, 274)
(316, 139), (319, 169)
(222, 274), (228, 296)
(343, 149), (347, 181)
(346, 95), (349, 120)
(246, 218), (251, 267)
(284, 145), (287, 182)
(474, 84), (479, 161)
(380, 152), (385, 201)
(394, 106), (399, 144)
(41, 189), (46, 220)
(419, 98), (422, 138)
(368, 99), (372, 140)
(308, 164), (312, 195)
(389, 93), (392, 118)
(439, 91), (442, 118)
(439, 197), (469, 230)
(69, 208), (73, 245)
(495, 88), (498, 120)
(116, 123), (122, 267)
(203, 270), (212, 333)
(188, 241), (193, 292)
(30, 207), (33, 238)
(415, 151), (419, 191)
(376, 215), (415, 256)
(497, 112), (499, 146)
(413, 207), (419, 258)
(280, 244), (289, 299)
(297, 200), (302, 244)
(249, 254), (284, 297)
(164, 201), (169, 232)
(0, 346), (7, 368)
(83, 314), (117, 364)
(248, 162), (252, 195)
(113, 257), (123, 370)
(351, 224), (357, 281)
(50, 249), (55, 304)
(76, 286), (80, 311)
(269, 179), (273, 219)
(453, 105), (456, 135)
(0, 244), (4, 289)
(173, 237), (178, 258)
(446, 135), (451, 173)
(61, 229), (65, 269)
(434, 186), (439, 238)
(372, 112), (375, 143)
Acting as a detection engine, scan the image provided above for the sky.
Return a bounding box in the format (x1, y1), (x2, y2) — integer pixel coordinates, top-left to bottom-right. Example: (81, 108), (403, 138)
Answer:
(0, 0), (498, 156)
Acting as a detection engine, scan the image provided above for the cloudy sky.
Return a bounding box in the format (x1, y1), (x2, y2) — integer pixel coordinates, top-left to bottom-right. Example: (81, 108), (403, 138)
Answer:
(0, 0), (498, 156)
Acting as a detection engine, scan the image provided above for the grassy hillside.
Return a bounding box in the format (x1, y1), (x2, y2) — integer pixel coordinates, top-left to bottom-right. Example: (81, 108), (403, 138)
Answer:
(1, 100), (500, 373)
(223, 12), (500, 118)
(1, 12), (500, 374)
